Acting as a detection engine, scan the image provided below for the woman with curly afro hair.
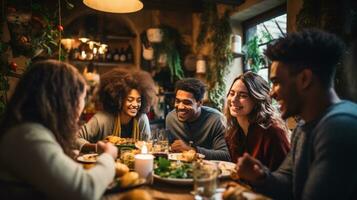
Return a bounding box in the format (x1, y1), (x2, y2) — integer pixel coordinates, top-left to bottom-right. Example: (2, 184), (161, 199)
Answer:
(76, 68), (156, 152)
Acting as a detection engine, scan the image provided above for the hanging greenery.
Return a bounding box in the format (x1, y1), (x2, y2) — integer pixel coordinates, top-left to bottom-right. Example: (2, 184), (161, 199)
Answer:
(196, 1), (217, 50)
(197, 1), (233, 110)
(242, 31), (272, 73)
(207, 10), (233, 110)
(0, 0), (72, 119)
(151, 25), (186, 81)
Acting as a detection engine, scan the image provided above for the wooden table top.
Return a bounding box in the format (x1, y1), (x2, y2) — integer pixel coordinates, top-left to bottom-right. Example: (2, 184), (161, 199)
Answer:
(103, 178), (232, 200)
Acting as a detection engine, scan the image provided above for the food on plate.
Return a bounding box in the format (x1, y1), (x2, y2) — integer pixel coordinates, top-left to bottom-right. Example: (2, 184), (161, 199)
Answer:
(223, 182), (270, 200)
(120, 189), (152, 200)
(223, 182), (250, 200)
(120, 172), (140, 188)
(181, 150), (196, 162)
(169, 150), (205, 162)
(104, 136), (136, 145)
(135, 141), (153, 152)
(77, 153), (98, 163)
(104, 135), (124, 144)
(83, 154), (98, 162)
(120, 150), (136, 169)
(115, 162), (130, 177)
(154, 157), (193, 179)
(217, 161), (237, 177)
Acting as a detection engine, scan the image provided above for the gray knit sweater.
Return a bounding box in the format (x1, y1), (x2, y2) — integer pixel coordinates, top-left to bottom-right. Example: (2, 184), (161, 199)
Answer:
(166, 106), (231, 161)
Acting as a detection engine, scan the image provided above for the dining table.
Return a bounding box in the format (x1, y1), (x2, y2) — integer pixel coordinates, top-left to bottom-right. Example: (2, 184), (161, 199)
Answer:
(102, 178), (233, 200)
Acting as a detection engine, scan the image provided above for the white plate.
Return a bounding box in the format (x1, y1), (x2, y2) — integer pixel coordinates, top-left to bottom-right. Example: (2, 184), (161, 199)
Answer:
(168, 153), (205, 162)
(77, 153), (98, 163)
(153, 174), (193, 185)
(209, 160), (236, 178)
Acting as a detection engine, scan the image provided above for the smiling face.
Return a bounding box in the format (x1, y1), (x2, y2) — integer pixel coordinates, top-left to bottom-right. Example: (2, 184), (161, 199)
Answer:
(174, 90), (202, 122)
(227, 79), (255, 119)
(121, 89), (141, 118)
(270, 61), (302, 119)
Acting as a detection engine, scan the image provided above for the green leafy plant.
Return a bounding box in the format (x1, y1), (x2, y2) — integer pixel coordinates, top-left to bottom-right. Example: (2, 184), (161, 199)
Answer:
(196, 2), (233, 110)
(152, 25), (186, 81)
(0, 0), (73, 119)
(154, 158), (192, 179)
(243, 31), (272, 73)
(207, 11), (233, 110)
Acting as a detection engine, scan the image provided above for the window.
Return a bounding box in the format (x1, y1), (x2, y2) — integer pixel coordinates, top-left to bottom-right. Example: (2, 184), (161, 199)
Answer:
(243, 7), (287, 81)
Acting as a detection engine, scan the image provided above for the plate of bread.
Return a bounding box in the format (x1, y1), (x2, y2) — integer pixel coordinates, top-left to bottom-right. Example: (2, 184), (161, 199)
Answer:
(105, 162), (147, 194)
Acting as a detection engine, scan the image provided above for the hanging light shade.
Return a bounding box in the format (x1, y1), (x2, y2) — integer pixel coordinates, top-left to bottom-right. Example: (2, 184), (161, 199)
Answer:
(83, 0), (143, 13)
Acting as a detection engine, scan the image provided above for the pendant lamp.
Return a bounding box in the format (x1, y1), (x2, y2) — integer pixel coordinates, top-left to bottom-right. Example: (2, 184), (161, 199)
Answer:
(83, 0), (143, 13)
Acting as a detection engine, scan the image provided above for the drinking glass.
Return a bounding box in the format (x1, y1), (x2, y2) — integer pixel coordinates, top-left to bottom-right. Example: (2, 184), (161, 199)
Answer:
(152, 129), (169, 153)
(193, 161), (219, 200)
(157, 129), (169, 153)
(141, 133), (153, 153)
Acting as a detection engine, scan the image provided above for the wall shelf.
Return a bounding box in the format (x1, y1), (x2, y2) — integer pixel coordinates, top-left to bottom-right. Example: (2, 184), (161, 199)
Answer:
(70, 60), (134, 67)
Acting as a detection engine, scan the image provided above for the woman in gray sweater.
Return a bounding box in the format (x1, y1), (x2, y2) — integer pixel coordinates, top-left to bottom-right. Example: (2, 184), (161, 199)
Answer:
(0, 60), (118, 199)
(77, 68), (156, 152)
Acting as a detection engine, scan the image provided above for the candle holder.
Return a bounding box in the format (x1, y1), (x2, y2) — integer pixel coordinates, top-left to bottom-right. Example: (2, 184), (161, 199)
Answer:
(134, 153), (154, 184)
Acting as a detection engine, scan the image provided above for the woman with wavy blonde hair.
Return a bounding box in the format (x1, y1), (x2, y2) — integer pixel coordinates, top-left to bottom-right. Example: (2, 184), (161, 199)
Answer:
(77, 68), (156, 152)
(224, 72), (290, 170)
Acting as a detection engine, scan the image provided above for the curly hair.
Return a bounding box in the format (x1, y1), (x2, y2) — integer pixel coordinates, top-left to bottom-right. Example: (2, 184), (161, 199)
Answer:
(99, 68), (156, 115)
(264, 28), (345, 88)
(0, 60), (86, 157)
(174, 78), (206, 101)
(224, 72), (288, 136)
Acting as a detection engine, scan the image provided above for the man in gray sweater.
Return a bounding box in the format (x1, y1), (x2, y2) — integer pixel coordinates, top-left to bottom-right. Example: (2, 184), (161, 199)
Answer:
(166, 78), (230, 161)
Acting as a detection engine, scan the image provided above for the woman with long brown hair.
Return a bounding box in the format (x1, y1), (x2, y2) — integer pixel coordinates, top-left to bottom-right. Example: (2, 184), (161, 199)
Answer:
(224, 72), (290, 170)
(77, 68), (156, 152)
(0, 60), (117, 199)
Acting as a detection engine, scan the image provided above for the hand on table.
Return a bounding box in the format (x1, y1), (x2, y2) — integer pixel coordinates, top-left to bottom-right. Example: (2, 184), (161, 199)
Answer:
(170, 140), (194, 152)
(97, 141), (118, 160)
(236, 153), (266, 183)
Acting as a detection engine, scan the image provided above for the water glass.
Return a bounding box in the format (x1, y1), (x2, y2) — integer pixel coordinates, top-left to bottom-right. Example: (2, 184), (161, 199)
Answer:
(193, 161), (219, 200)
(153, 129), (169, 153)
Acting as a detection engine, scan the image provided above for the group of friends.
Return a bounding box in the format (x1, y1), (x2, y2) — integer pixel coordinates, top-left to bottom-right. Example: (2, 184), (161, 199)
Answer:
(0, 29), (356, 199)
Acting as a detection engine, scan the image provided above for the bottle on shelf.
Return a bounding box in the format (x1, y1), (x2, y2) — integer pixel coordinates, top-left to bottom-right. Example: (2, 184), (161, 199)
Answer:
(119, 47), (127, 63)
(106, 49), (113, 62)
(113, 48), (120, 62)
(126, 44), (133, 63)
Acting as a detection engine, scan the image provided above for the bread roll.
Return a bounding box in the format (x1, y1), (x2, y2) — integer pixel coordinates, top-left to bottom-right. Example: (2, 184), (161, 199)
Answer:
(115, 162), (130, 177)
(120, 172), (139, 188)
(120, 189), (152, 200)
(222, 182), (249, 200)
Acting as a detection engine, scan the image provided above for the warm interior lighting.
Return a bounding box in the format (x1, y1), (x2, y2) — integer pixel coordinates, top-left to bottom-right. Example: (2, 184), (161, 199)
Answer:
(83, 0), (143, 13)
(141, 142), (148, 154)
(61, 38), (81, 52)
(79, 37), (90, 43)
